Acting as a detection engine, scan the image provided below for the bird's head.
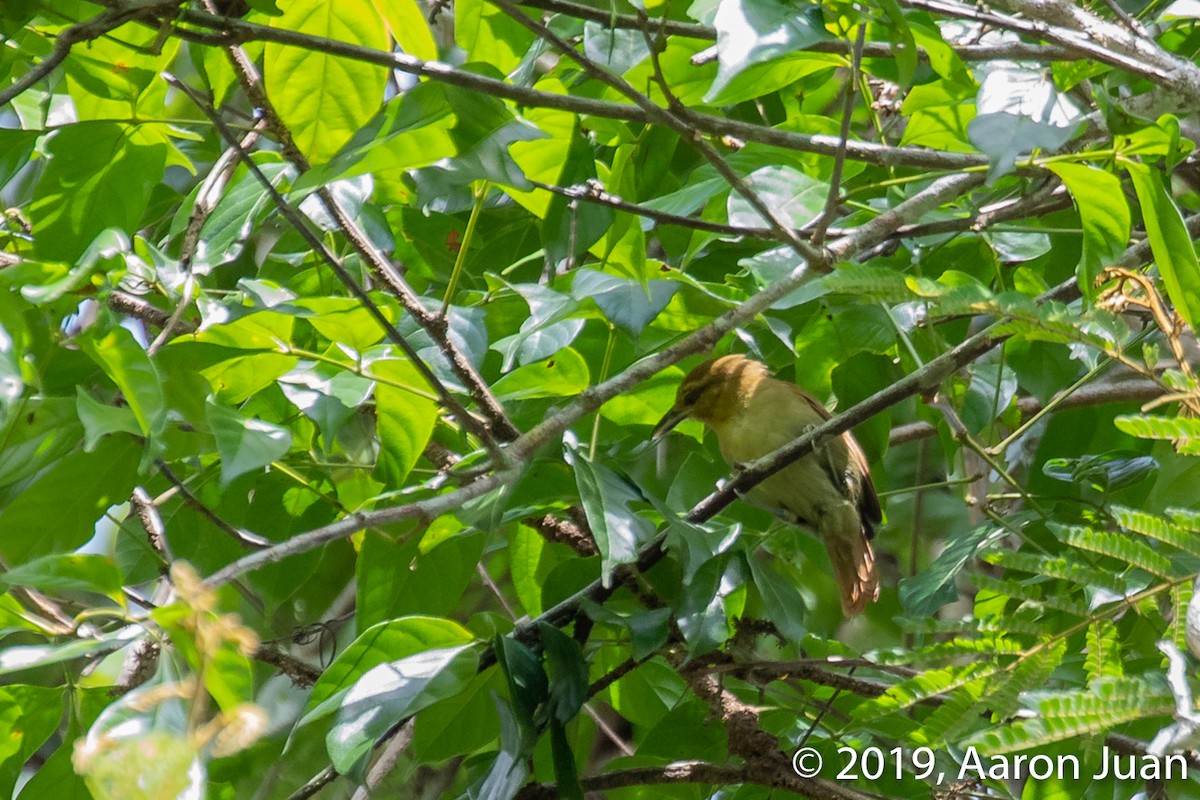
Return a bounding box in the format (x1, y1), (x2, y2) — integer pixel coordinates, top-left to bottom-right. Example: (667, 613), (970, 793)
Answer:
(652, 354), (769, 439)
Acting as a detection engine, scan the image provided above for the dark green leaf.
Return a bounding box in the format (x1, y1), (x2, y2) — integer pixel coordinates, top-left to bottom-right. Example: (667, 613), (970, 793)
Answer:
(205, 397), (292, 487)
(567, 441), (655, 585)
(1123, 160), (1200, 329)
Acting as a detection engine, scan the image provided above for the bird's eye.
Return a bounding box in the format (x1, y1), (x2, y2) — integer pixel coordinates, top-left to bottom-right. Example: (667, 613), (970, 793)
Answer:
(683, 386), (705, 405)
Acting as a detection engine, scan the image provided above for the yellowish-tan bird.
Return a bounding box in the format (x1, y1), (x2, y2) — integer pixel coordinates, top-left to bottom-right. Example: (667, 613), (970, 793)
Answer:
(653, 354), (882, 615)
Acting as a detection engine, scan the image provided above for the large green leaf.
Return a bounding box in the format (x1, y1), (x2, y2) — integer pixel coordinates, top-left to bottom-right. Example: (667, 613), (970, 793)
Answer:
(492, 348), (589, 401)
(303, 617), (477, 725)
(205, 397), (293, 487)
(727, 165), (827, 229)
(79, 326), (166, 439)
(327, 642), (478, 774)
(265, 0), (389, 163)
(1123, 159), (1200, 329)
(371, 357), (439, 487)
(567, 441), (654, 585)
(29, 123), (167, 261)
(1047, 163), (1130, 297)
(371, 0), (436, 60)
(0, 436), (141, 563)
(0, 554), (123, 602)
(705, 0), (828, 102)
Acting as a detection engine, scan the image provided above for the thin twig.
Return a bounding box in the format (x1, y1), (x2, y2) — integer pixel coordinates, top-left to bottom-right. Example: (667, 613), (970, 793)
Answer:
(810, 24), (867, 247)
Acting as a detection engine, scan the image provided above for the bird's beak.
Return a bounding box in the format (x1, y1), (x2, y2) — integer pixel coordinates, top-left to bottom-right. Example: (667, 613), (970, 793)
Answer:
(652, 406), (689, 443)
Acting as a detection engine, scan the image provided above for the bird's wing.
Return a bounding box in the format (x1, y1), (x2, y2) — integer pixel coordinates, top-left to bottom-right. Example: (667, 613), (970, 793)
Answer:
(790, 384), (882, 529)
(844, 432), (882, 528)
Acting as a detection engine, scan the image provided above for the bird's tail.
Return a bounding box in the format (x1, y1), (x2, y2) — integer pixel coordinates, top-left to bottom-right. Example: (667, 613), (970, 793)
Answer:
(822, 506), (879, 616)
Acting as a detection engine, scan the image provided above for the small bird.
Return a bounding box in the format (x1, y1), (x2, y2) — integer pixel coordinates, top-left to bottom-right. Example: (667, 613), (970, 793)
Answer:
(653, 354), (882, 615)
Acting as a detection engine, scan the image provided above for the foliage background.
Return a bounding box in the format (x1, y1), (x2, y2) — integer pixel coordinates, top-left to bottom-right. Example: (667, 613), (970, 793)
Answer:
(2, 0), (1200, 797)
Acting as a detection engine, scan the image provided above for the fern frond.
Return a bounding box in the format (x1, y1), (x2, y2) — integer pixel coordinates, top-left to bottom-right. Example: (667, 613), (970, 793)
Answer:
(1170, 581), (1193, 654)
(914, 678), (988, 747)
(1111, 506), (1200, 558)
(963, 678), (1173, 755)
(858, 662), (1000, 716)
(983, 638), (1068, 725)
(908, 636), (1025, 664)
(1114, 414), (1200, 443)
(973, 574), (1089, 617)
(1168, 507), (1200, 533)
(1057, 525), (1177, 578)
(1083, 620), (1123, 683)
(981, 550), (1127, 595)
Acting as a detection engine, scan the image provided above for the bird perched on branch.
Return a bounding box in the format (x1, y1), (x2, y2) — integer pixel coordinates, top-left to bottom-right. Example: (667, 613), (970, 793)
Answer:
(653, 354), (882, 615)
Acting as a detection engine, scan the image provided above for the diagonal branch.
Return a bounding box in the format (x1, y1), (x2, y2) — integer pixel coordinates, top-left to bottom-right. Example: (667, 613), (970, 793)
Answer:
(194, 3), (518, 443)
(204, 170), (986, 590)
(164, 75), (501, 453)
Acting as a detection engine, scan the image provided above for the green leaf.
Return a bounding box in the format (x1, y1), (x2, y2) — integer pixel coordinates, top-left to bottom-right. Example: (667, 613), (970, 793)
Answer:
(295, 83), (456, 190)
(745, 553), (807, 642)
(371, 0), (437, 60)
(492, 348), (589, 401)
(598, 367), (683, 428)
(455, 0), (535, 73)
(205, 397), (293, 488)
(0, 627), (139, 676)
(579, 600), (671, 661)
(0, 685), (63, 800)
(357, 530), (485, 628)
(541, 130), (613, 270)
(303, 616), (477, 722)
(467, 696), (530, 800)
(676, 554), (741, 656)
(265, 0), (389, 163)
(963, 678), (1172, 754)
(0, 398), (82, 491)
(0, 436), (141, 563)
(76, 388), (140, 451)
(982, 549), (1129, 596)
(1083, 620), (1123, 683)
(441, 80), (548, 190)
(875, 0), (916, 89)
(0, 554), (124, 602)
(1111, 505), (1200, 558)
(1123, 160), (1200, 329)
(79, 326), (166, 439)
(1115, 413), (1200, 454)
(372, 357), (439, 487)
(538, 623), (587, 724)
(1046, 163), (1130, 297)
(899, 523), (1007, 616)
(1056, 524), (1177, 578)
(327, 642), (478, 773)
(968, 113), (1076, 182)
(859, 662), (999, 716)
(494, 634), (548, 745)
(727, 165), (827, 229)
(566, 441), (655, 586)
(277, 360), (373, 447)
(29, 123), (168, 262)
(491, 281), (584, 369)
(571, 269), (677, 336)
(705, 0), (827, 102)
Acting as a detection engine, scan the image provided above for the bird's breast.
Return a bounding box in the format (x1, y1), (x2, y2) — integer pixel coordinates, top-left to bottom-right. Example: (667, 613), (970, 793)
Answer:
(707, 386), (851, 530)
